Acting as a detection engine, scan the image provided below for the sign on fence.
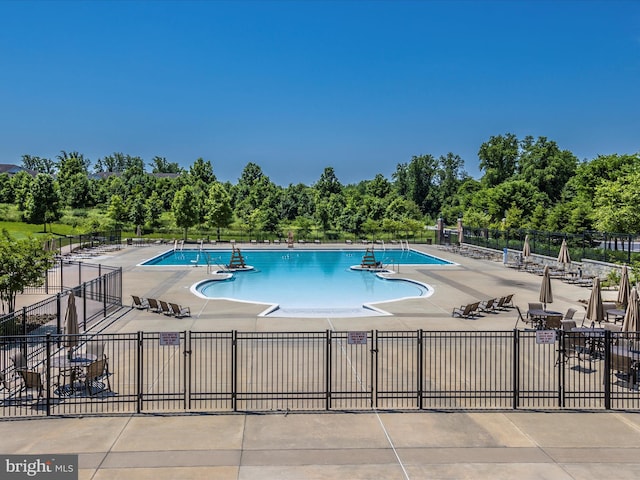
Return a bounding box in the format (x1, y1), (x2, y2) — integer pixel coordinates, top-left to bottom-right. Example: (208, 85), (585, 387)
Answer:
(347, 331), (367, 345)
(159, 332), (181, 346)
(536, 330), (556, 344)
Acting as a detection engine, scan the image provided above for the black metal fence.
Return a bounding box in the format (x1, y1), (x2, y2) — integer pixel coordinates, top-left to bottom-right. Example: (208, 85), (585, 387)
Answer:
(0, 264), (122, 336)
(462, 227), (639, 264)
(3, 329), (640, 418)
(44, 230), (122, 255)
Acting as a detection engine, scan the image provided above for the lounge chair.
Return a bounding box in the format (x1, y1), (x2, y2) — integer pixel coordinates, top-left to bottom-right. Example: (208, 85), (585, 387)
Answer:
(131, 295), (149, 310)
(495, 294), (515, 311)
(478, 298), (497, 313)
(159, 300), (173, 316)
(501, 294), (515, 308)
(147, 298), (162, 313)
(452, 302), (479, 318)
(169, 303), (191, 318)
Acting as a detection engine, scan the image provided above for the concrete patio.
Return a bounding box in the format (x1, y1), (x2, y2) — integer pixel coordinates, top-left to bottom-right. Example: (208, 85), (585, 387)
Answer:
(3, 242), (640, 479)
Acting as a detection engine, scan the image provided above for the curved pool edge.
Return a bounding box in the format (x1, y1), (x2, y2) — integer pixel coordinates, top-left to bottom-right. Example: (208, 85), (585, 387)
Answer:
(190, 271), (434, 318)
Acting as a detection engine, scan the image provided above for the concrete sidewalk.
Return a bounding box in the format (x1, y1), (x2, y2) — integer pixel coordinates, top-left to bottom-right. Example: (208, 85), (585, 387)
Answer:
(4, 410), (640, 479)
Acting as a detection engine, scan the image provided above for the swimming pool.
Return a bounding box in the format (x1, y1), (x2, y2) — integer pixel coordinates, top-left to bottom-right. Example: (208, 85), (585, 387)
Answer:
(142, 248), (451, 317)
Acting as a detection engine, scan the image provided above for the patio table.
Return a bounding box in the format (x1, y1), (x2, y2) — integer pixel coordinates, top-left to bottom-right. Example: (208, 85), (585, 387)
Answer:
(528, 309), (563, 329)
(51, 353), (97, 396)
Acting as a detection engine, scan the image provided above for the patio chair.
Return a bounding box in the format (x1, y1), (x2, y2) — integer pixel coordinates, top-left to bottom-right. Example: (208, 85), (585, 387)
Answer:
(82, 359), (112, 396)
(11, 352), (28, 371)
(159, 300), (173, 316)
(18, 370), (44, 403)
(611, 352), (638, 389)
(564, 308), (577, 320)
(147, 298), (162, 313)
(0, 372), (12, 397)
(527, 303), (543, 321)
(86, 342), (110, 378)
(557, 329), (588, 365)
(131, 295), (149, 310)
(514, 306), (527, 329)
(545, 315), (562, 329)
(169, 303), (191, 318)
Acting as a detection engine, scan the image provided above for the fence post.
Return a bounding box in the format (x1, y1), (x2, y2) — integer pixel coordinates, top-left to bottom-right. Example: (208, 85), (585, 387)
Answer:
(59, 257), (63, 292)
(512, 329), (519, 409)
(371, 329), (377, 409)
(56, 294), (61, 339)
(82, 283), (87, 331)
(21, 306), (27, 337)
(183, 330), (190, 411)
(103, 275), (107, 318)
(232, 330), (237, 412)
(417, 329), (423, 410)
(46, 334), (51, 416)
(78, 261), (82, 286)
(558, 331), (564, 408)
(325, 330), (332, 411)
(137, 331), (143, 413)
(604, 330), (611, 410)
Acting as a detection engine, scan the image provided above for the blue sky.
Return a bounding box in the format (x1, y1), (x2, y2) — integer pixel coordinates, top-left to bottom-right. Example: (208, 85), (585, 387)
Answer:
(1, 1), (639, 186)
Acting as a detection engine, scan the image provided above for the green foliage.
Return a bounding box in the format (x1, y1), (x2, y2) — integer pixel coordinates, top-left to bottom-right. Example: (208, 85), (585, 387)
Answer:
(22, 173), (62, 231)
(0, 232), (56, 312)
(172, 185), (200, 240)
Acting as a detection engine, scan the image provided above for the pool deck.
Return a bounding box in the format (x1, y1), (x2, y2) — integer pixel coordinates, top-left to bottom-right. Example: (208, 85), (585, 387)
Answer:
(5, 242), (640, 480)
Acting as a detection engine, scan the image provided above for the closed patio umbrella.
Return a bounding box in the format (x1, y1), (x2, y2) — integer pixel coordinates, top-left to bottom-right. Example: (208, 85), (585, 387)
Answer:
(586, 277), (605, 324)
(522, 235), (531, 260)
(617, 265), (631, 309)
(622, 286), (639, 333)
(64, 291), (79, 359)
(557, 238), (571, 268)
(539, 265), (553, 310)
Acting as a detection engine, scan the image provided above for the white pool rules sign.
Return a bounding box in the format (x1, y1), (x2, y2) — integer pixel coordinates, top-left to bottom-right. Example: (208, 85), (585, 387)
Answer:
(347, 331), (367, 345)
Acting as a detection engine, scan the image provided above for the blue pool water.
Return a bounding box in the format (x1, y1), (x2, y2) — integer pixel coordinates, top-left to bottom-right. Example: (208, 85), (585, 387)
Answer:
(142, 249), (450, 316)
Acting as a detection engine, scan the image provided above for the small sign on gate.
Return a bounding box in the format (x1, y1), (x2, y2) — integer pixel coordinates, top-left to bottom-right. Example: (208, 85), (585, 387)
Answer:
(347, 331), (367, 345)
(535, 330), (556, 344)
(159, 331), (181, 346)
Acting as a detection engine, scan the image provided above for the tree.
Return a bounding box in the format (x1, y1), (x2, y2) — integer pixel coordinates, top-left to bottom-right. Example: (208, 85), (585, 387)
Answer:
(129, 194), (147, 229)
(107, 194), (128, 227)
(189, 158), (216, 185)
(21, 154), (55, 174)
(57, 151), (91, 207)
(314, 167), (343, 198)
(149, 156), (181, 174)
(593, 172), (640, 233)
(0, 233), (56, 313)
(22, 174), (62, 232)
(205, 182), (233, 241)
(478, 133), (519, 187)
(172, 185), (200, 240)
(517, 136), (577, 203)
(145, 191), (164, 228)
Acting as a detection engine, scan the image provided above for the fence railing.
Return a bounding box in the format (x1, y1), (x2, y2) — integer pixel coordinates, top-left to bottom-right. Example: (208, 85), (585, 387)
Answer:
(462, 227), (639, 264)
(0, 265), (122, 337)
(2, 329), (640, 418)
